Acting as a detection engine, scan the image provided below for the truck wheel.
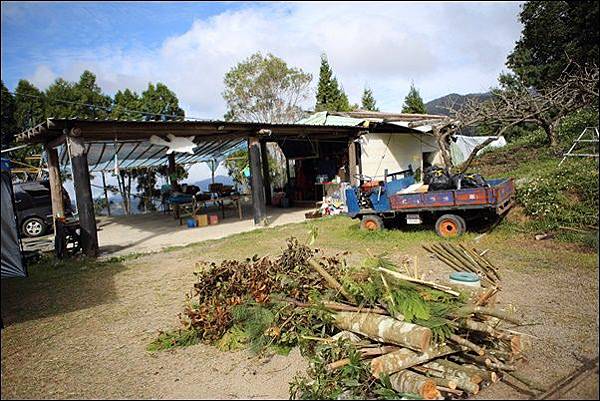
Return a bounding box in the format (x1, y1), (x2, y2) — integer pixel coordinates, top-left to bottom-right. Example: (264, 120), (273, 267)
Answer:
(22, 216), (47, 238)
(435, 214), (466, 238)
(361, 215), (384, 231)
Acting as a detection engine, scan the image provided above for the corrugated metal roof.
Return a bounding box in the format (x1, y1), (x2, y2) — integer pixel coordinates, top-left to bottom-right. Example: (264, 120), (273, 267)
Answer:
(295, 111), (365, 127)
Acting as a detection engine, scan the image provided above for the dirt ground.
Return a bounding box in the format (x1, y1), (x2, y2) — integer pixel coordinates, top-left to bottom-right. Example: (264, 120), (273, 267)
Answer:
(1, 217), (598, 399)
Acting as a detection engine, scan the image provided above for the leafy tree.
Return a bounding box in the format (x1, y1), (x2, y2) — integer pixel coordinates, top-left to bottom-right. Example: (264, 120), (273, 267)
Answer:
(111, 89), (143, 120)
(222, 52), (312, 123)
(1, 81), (17, 149)
(13, 80), (45, 131)
(401, 84), (427, 114)
(506, 1), (599, 89)
(360, 88), (379, 111)
(140, 83), (185, 121)
(315, 54), (352, 112)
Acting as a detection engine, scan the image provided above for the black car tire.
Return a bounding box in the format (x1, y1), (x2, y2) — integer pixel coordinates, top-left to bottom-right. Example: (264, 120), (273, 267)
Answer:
(22, 217), (47, 238)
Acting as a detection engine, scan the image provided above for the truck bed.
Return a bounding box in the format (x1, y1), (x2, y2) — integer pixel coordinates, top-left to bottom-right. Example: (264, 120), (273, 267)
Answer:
(387, 178), (515, 214)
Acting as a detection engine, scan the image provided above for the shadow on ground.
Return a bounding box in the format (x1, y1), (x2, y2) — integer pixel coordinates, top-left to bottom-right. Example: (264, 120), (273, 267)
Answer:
(0, 258), (124, 326)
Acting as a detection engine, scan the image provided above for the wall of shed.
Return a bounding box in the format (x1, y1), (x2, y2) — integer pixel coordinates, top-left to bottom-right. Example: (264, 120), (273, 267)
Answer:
(359, 133), (441, 178)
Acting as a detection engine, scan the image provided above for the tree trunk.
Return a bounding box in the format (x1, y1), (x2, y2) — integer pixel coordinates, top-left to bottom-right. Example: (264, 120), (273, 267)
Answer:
(542, 123), (558, 147)
(370, 345), (456, 378)
(388, 370), (440, 400)
(332, 312), (432, 352)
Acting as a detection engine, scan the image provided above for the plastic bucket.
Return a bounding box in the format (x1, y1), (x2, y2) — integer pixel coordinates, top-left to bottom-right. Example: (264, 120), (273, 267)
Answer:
(449, 272), (481, 287)
(186, 218), (197, 228)
(208, 214), (219, 225)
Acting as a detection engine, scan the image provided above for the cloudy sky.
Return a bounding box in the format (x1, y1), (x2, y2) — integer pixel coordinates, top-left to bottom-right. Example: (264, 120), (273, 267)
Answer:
(2, 1), (523, 117)
(1, 1), (524, 199)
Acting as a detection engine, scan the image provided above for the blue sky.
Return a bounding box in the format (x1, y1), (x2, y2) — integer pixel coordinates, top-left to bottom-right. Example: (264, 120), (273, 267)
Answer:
(1, 1), (524, 200)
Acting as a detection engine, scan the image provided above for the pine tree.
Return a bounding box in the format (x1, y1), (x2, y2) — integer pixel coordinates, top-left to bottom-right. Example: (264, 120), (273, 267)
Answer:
(315, 54), (352, 112)
(1, 81), (17, 148)
(111, 89), (143, 120)
(402, 84), (427, 114)
(361, 87), (379, 111)
(140, 82), (185, 121)
(14, 80), (45, 130)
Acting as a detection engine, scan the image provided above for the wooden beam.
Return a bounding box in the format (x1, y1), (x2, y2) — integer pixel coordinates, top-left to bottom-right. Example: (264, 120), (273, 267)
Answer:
(260, 141), (272, 205)
(248, 136), (267, 225)
(46, 134), (67, 148)
(44, 144), (65, 221)
(67, 130), (99, 257)
(348, 139), (358, 186)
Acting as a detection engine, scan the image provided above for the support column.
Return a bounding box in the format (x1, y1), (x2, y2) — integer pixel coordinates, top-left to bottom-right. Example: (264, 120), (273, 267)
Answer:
(168, 153), (179, 190)
(101, 171), (111, 216)
(349, 139), (358, 187)
(260, 141), (272, 205)
(44, 144), (65, 221)
(67, 130), (99, 257)
(248, 136), (267, 225)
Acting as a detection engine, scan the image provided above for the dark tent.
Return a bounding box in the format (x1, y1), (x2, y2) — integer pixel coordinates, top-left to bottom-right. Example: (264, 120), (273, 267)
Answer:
(1, 158), (26, 278)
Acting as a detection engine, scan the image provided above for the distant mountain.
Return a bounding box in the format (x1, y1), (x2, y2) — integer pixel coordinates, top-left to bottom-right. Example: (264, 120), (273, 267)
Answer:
(425, 93), (492, 116)
(194, 174), (234, 191)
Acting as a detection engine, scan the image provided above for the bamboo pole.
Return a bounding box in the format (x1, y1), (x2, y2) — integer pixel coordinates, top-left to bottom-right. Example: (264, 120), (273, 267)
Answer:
(378, 267), (460, 296)
(308, 259), (356, 303)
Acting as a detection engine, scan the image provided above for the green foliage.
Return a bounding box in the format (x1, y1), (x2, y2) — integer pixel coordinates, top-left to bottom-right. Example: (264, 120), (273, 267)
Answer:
(516, 158), (599, 229)
(401, 84), (427, 114)
(111, 89), (143, 120)
(140, 82), (185, 121)
(361, 87), (379, 111)
(224, 148), (250, 190)
(315, 54), (352, 112)
(147, 328), (199, 352)
(14, 80), (45, 130)
(216, 326), (250, 351)
(1, 80), (17, 148)
(289, 340), (408, 400)
(506, 1), (599, 89)
(555, 108), (599, 146)
(231, 301), (277, 353)
(222, 52), (312, 123)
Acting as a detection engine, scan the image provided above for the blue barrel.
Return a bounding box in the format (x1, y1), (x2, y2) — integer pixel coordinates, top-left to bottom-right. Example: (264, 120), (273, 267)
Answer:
(187, 218), (197, 228)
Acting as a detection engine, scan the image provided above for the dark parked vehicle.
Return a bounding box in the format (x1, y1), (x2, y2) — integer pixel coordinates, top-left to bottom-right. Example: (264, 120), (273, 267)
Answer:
(13, 180), (73, 238)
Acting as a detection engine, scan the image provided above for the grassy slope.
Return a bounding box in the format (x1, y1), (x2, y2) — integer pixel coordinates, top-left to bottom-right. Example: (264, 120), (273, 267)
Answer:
(468, 130), (599, 249)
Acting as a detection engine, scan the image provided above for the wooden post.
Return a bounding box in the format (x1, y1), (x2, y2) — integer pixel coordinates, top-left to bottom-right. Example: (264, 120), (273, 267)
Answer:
(260, 141), (271, 205)
(248, 136), (267, 225)
(349, 139), (358, 186)
(44, 144), (65, 221)
(168, 153), (178, 190)
(67, 130), (99, 257)
(101, 171), (111, 216)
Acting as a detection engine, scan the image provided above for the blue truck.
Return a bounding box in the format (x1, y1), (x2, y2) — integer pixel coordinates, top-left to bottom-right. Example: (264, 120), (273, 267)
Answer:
(345, 167), (515, 238)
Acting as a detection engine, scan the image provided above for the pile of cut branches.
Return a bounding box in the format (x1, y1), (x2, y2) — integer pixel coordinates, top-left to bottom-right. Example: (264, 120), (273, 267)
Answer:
(153, 235), (539, 399)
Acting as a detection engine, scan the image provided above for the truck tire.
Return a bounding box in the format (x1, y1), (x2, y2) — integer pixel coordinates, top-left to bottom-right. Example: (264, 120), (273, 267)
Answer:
(360, 215), (384, 231)
(435, 214), (466, 238)
(22, 216), (47, 238)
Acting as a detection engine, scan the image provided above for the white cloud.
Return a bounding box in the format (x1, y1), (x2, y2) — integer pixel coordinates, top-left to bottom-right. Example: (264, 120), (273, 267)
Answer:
(25, 1), (523, 118)
(28, 65), (58, 89)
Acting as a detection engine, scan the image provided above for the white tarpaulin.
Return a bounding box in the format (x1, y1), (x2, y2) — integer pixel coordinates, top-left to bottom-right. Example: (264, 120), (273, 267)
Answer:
(450, 135), (507, 165)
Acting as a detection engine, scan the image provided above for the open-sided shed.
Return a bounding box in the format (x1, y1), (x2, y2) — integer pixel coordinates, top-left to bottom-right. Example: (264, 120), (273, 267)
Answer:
(16, 118), (367, 257)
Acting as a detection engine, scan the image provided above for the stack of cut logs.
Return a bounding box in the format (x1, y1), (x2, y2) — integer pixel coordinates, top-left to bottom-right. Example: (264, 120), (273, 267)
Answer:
(302, 254), (536, 400)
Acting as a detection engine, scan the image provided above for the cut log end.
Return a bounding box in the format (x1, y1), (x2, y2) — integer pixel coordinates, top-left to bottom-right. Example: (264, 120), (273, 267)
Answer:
(421, 380), (440, 400)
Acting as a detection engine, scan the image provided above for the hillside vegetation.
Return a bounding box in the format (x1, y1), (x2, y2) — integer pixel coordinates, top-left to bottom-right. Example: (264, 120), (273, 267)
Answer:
(468, 110), (599, 249)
